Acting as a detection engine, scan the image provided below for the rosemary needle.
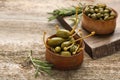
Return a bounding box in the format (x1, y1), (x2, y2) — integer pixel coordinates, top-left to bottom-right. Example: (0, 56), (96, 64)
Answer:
(29, 50), (53, 78)
(48, 3), (84, 21)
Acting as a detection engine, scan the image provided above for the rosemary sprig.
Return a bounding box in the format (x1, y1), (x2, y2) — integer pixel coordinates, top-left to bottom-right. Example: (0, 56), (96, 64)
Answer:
(29, 50), (53, 78)
(48, 3), (84, 21)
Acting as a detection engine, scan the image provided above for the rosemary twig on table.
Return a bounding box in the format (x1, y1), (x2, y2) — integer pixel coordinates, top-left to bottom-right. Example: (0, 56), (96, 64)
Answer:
(29, 50), (53, 78)
(48, 3), (85, 21)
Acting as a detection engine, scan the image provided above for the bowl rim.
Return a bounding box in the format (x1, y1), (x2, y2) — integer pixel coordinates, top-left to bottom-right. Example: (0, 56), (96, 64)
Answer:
(46, 34), (85, 58)
(83, 5), (118, 21)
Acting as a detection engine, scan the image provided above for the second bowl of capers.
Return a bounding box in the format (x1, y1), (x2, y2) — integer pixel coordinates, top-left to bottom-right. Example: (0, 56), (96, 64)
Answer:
(82, 3), (118, 35)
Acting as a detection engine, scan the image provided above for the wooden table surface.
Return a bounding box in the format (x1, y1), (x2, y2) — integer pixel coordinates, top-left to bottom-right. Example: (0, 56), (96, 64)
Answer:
(0, 0), (120, 80)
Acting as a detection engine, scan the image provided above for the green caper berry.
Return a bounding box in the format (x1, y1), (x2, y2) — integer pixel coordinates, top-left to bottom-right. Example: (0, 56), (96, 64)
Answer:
(68, 37), (75, 42)
(61, 41), (72, 49)
(70, 45), (77, 53)
(55, 46), (61, 53)
(56, 29), (70, 39)
(48, 37), (65, 47)
(61, 51), (71, 57)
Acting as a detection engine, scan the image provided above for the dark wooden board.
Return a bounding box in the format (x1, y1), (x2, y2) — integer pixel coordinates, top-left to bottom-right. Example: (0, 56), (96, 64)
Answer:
(57, 3), (120, 59)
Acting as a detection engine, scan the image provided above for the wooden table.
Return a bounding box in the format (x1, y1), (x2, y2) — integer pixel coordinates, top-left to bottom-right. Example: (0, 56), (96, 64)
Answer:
(0, 0), (120, 80)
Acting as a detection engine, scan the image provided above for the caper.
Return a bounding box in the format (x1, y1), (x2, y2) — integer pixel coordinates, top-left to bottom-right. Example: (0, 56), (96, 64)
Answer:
(104, 13), (109, 16)
(87, 13), (91, 17)
(61, 51), (71, 57)
(84, 3), (116, 21)
(94, 8), (99, 13)
(99, 8), (104, 13)
(104, 15), (109, 20)
(91, 13), (97, 19)
(100, 13), (104, 17)
(106, 7), (112, 12)
(97, 3), (106, 8)
(89, 9), (94, 13)
(89, 5), (95, 9)
(70, 45), (77, 53)
(104, 9), (110, 13)
(94, 5), (99, 9)
(107, 16), (115, 20)
(55, 46), (61, 53)
(96, 13), (101, 18)
(48, 37), (65, 47)
(56, 29), (70, 39)
(61, 41), (72, 49)
(84, 6), (90, 14)
(68, 37), (75, 42)
(85, 6), (89, 11)
(110, 11), (116, 16)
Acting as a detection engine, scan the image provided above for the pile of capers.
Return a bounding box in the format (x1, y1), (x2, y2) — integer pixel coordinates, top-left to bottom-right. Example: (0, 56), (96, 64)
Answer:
(48, 29), (82, 56)
(47, 29), (83, 57)
(84, 3), (116, 20)
(46, 27), (96, 57)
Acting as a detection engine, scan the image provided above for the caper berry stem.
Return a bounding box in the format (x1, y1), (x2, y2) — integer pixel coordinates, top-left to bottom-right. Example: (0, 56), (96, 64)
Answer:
(79, 39), (83, 48)
(77, 47), (84, 52)
(55, 24), (60, 31)
(64, 43), (75, 51)
(75, 7), (79, 26)
(79, 30), (83, 37)
(70, 29), (81, 37)
(74, 31), (95, 42)
(70, 7), (79, 35)
(43, 32), (49, 48)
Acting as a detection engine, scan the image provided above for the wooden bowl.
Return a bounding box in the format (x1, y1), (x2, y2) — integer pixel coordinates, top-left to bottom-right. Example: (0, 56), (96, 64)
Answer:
(82, 7), (118, 35)
(45, 35), (84, 70)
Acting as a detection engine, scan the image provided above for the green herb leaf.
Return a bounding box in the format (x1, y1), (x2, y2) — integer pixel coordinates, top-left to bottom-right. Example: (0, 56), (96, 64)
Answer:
(48, 3), (84, 21)
(29, 50), (53, 78)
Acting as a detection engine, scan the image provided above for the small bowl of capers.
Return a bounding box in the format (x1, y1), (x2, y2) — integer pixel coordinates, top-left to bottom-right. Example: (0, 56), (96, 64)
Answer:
(44, 28), (95, 70)
(82, 3), (118, 34)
